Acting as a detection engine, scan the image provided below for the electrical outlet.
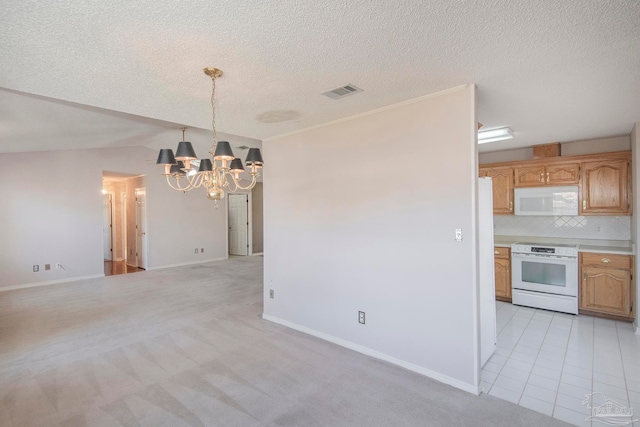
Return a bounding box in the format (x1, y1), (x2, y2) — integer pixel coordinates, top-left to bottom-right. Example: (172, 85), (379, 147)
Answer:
(33, 265), (39, 272)
(596, 226), (602, 233)
(455, 228), (463, 241)
(358, 311), (365, 324)
(195, 248), (199, 254)
(269, 289), (274, 299)
(45, 264), (51, 271)
(201, 248), (204, 253)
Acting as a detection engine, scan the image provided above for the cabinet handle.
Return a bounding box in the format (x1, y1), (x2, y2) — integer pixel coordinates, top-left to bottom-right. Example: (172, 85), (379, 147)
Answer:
(582, 200), (586, 210)
(546, 172), (549, 183)
(583, 271), (586, 281)
(510, 201), (513, 210)
(540, 173), (544, 183)
(601, 258), (610, 263)
(494, 250), (500, 255)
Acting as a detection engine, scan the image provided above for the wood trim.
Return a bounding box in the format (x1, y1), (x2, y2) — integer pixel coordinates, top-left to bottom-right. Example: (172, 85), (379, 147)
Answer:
(480, 150), (631, 169)
(532, 143), (561, 159)
(578, 309), (633, 322)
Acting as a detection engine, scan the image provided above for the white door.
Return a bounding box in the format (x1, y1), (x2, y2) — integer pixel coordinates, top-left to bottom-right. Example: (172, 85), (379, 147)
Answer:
(135, 188), (148, 269)
(102, 193), (112, 260)
(122, 193), (127, 262)
(228, 194), (248, 256)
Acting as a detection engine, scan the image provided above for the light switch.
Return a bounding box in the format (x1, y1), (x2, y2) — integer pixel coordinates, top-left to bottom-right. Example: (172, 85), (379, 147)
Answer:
(455, 228), (462, 241)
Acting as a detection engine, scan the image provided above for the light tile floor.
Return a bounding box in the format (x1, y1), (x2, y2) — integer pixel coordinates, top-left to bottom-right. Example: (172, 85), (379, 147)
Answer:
(482, 302), (640, 427)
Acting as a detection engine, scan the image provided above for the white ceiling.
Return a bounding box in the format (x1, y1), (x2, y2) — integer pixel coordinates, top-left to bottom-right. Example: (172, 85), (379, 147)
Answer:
(1, 0), (639, 154)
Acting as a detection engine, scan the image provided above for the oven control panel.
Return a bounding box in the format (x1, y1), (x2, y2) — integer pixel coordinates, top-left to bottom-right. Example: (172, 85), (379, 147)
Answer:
(511, 243), (578, 257)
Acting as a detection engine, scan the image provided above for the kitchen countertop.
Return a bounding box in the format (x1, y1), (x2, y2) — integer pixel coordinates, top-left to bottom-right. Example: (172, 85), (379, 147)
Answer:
(493, 235), (635, 255)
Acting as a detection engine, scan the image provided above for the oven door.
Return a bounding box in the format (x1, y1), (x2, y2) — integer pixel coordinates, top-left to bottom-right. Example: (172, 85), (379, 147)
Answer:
(511, 252), (578, 297)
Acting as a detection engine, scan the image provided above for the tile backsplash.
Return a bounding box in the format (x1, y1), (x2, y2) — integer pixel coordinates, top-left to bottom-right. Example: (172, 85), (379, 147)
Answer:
(493, 215), (631, 241)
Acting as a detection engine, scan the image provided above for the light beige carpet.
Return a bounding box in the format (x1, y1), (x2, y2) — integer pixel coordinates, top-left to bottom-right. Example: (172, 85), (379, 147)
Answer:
(0, 256), (570, 426)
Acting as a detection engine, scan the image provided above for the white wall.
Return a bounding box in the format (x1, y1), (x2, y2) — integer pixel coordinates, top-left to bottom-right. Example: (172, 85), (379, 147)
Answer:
(263, 85), (481, 393)
(0, 146), (228, 289)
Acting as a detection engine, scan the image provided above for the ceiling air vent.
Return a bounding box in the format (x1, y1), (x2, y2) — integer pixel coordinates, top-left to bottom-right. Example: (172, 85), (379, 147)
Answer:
(322, 84), (363, 100)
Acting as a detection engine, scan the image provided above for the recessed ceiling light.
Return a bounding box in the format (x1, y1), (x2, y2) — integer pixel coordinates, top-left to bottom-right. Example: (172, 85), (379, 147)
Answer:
(478, 127), (513, 144)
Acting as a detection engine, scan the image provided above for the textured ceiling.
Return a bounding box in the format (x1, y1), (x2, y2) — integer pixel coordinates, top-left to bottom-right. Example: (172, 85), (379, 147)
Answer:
(1, 0), (639, 154)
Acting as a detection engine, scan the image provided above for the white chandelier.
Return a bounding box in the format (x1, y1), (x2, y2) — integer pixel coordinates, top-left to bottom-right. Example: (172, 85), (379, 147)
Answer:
(156, 67), (263, 202)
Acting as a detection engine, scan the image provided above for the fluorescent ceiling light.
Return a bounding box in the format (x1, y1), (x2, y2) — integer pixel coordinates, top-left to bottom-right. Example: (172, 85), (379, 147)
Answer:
(478, 127), (513, 144)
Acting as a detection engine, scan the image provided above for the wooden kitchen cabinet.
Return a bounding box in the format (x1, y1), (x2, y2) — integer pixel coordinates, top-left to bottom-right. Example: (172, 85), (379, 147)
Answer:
(480, 167), (514, 214)
(580, 159), (630, 215)
(514, 163), (579, 187)
(494, 246), (511, 302)
(480, 150), (631, 216)
(579, 253), (634, 321)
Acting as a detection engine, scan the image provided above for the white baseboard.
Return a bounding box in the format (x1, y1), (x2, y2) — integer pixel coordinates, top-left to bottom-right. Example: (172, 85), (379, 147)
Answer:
(147, 256), (228, 271)
(0, 274), (106, 292)
(262, 314), (480, 395)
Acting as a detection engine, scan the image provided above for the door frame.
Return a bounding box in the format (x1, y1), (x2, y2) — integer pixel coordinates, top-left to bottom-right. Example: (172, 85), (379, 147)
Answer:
(226, 191), (252, 257)
(121, 193), (127, 263)
(135, 187), (148, 269)
(103, 192), (115, 261)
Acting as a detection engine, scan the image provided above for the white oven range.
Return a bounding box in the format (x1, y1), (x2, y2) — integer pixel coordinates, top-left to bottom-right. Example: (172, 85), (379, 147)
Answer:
(511, 242), (579, 315)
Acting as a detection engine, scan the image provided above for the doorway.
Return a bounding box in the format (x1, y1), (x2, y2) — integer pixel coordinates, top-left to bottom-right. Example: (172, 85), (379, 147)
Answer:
(135, 187), (148, 269)
(228, 193), (249, 256)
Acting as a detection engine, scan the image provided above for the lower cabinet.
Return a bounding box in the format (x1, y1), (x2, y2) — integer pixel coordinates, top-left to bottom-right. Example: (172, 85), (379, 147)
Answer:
(494, 247), (511, 302)
(579, 253), (635, 321)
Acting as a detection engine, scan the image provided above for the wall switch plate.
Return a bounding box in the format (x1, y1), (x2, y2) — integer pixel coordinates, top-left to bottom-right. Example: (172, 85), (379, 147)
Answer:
(358, 311), (365, 324)
(455, 228), (463, 241)
(269, 290), (274, 299)
(201, 248), (204, 253)
(45, 264), (51, 270)
(195, 248), (199, 254)
(33, 265), (39, 272)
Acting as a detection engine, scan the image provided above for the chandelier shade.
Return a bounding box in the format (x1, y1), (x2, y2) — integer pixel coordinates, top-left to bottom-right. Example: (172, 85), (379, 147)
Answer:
(169, 161), (186, 175)
(156, 67), (263, 203)
(245, 148), (264, 167)
(213, 141), (235, 161)
(229, 158), (245, 173)
(175, 141), (197, 161)
(198, 159), (213, 172)
(156, 149), (177, 165)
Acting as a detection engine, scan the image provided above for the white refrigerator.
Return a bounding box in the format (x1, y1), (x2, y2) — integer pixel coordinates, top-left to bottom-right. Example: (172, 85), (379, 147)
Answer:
(479, 177), (497, 366)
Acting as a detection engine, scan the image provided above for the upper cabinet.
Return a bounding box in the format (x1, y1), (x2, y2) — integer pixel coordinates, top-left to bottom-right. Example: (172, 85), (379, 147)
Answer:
(514, 163), (580, 187)
(581, 159), (630, 215)
(480, 151), (631, 216)
(480, 167), (513, 214)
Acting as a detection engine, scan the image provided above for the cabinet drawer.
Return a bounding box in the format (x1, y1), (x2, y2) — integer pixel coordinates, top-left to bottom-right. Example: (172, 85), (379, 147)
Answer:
(581, 253), (631, 270)
(494, 247), (510, 259)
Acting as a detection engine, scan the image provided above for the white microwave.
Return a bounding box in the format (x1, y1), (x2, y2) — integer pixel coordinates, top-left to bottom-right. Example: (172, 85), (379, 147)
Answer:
(514, 186), (579, 216)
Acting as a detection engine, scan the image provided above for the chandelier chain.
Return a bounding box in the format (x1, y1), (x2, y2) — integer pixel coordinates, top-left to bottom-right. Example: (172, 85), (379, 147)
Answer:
(211, 76), (217, 150)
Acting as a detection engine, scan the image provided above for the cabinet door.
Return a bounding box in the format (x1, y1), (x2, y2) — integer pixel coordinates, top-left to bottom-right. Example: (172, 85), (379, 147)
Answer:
(580, 266), (631, 317)
(495, 258), (511, 300)
(479, 168), (488, 178)
(546, 163), (580, 185)
(486, 167), (514, 214)
(581, 159), (630, 215)
(514, 166), (545, 187)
